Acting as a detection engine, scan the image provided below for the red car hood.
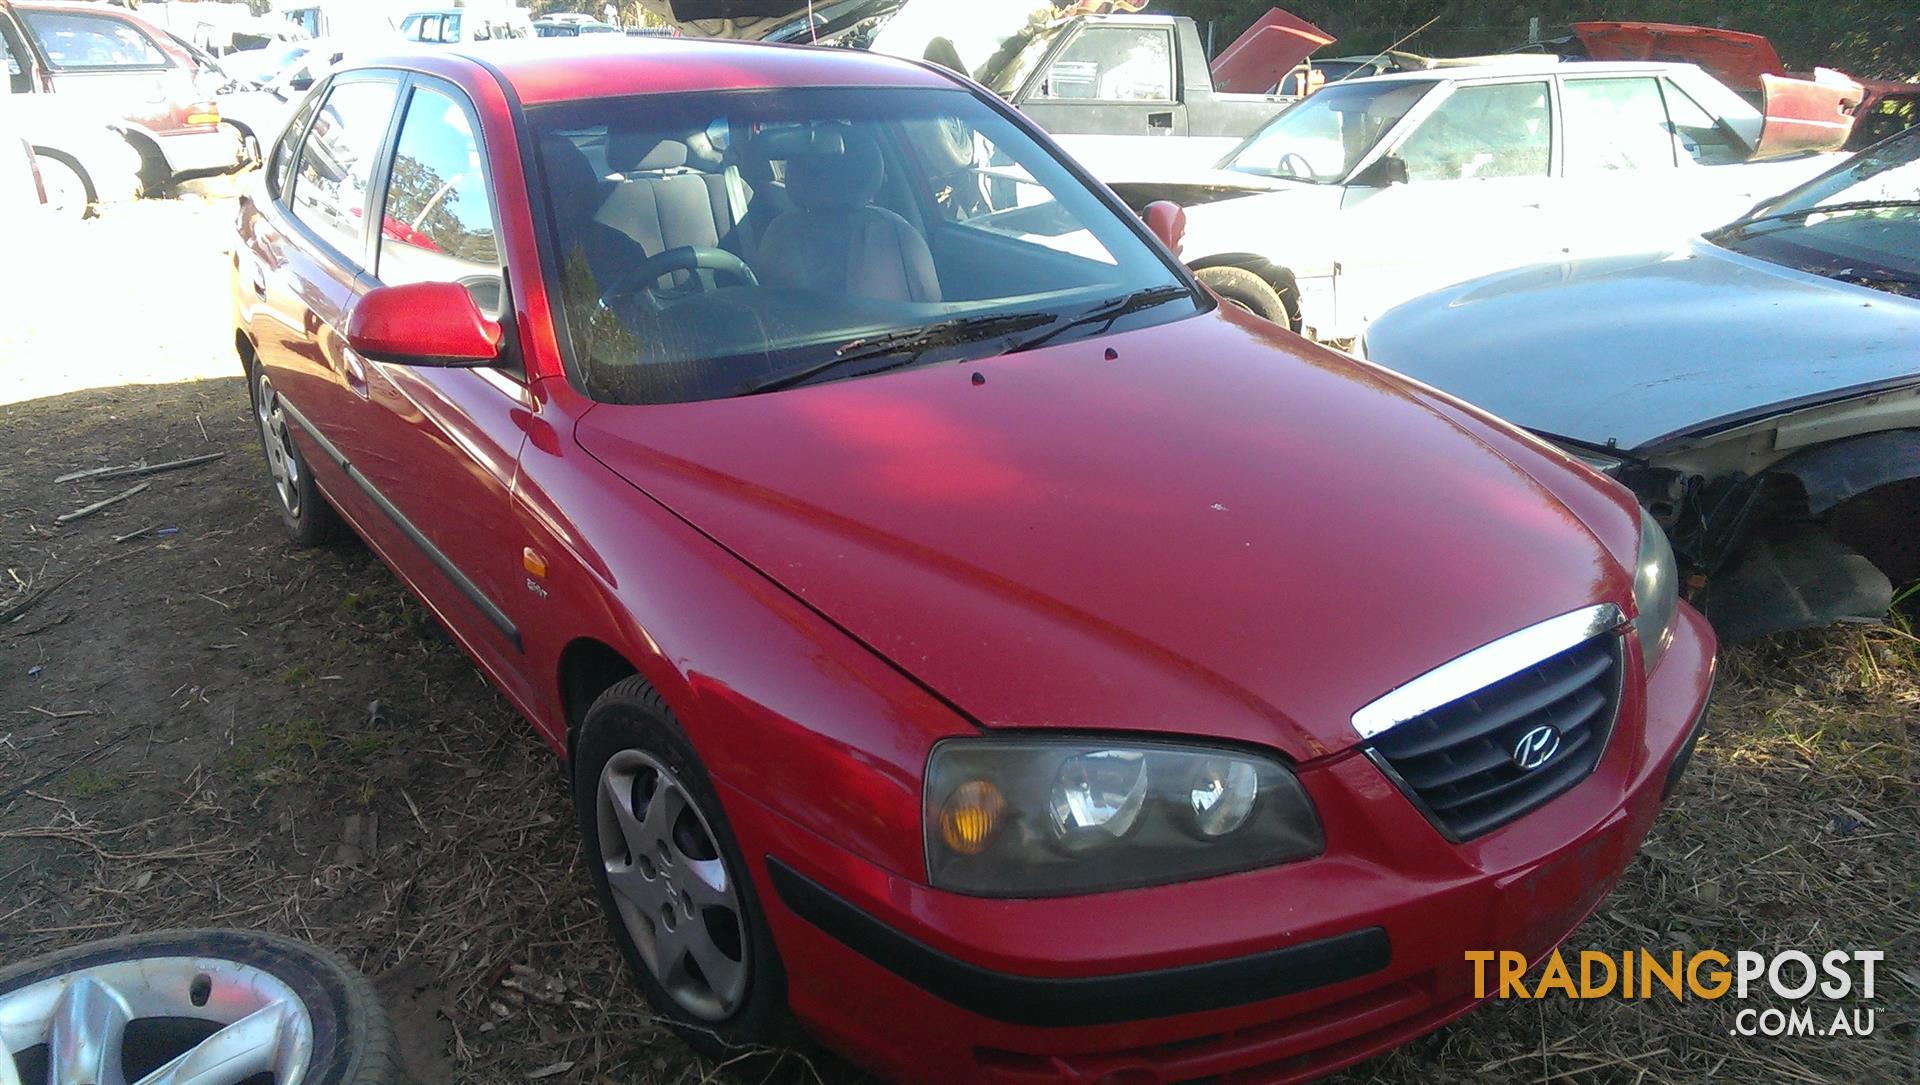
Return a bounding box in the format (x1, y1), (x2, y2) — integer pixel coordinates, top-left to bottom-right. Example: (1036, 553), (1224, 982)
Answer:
(1209, 8), (1335, 95)
(1572, 21), (1782, 92)
(576, 310), (1632, 762)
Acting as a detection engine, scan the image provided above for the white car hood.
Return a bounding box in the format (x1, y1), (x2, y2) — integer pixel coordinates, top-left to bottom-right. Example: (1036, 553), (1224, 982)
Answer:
(1178, 181), (1345, 274)
(1362, 240), (1920, 453)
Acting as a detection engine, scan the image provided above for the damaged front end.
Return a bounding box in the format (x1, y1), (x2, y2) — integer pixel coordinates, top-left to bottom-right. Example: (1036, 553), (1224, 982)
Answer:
(1587, 410), (1920, 642)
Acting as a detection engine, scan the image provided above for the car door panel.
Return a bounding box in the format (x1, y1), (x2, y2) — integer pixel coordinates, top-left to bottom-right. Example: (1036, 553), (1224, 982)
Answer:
(345, 77), (535, 690)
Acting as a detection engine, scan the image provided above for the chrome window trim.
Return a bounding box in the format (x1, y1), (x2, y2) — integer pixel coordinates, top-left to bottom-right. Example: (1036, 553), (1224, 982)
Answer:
(1351, 603), (1628, 740)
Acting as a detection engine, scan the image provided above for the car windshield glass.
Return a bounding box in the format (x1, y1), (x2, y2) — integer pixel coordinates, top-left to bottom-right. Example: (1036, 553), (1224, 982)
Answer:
(1221, 79), (1435, 182)
(531, 86), (1194, 405)
(1708, 131), (1920, 297)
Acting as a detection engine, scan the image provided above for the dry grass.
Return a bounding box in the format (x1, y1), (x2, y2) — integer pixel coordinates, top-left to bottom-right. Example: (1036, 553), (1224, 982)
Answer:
(1, 194), (1914, 1085)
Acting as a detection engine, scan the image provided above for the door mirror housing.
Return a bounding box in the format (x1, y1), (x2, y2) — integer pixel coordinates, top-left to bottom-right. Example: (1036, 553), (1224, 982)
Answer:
(347, 281), (503, 367)
(1143, 200), (1187, 257)
(1351, 154), (1409, 188)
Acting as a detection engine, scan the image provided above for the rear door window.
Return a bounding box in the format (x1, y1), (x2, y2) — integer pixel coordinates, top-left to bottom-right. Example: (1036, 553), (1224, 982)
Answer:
(1562, 77), (1676, 172)
(268, 90), (324, 198)
(19, 10), (168, 69)
(1394, 80), (1551, 182)
(375, 84), (502, 314)
(289, 79), (401, 264)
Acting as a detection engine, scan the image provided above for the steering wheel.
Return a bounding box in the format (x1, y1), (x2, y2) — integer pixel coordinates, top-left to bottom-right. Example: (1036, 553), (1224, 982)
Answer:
(1275, 152), (1315, 179)
(598, 246), (759, 307)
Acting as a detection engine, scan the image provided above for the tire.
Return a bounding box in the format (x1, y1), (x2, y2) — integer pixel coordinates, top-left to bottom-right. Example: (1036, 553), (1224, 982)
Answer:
(0, 928), (401, 1085)
(249, 360), (343, 547)
(33, 151), (92, 219)
(1196, 265), (1291, 326)
(573, 676), (793, 1060)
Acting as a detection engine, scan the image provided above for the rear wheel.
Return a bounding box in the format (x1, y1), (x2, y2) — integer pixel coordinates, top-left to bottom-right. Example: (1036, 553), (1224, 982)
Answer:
(250, 362), (342, 547)
(573, 677), (792, 1059)
(1196, 266), (1289, 325)
(0, 928), (400, 1085)
(33, 152), (92, 218)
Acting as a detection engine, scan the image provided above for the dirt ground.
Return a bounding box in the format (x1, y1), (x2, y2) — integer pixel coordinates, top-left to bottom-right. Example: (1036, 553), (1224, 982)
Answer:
(1, 192), (1915, 1085)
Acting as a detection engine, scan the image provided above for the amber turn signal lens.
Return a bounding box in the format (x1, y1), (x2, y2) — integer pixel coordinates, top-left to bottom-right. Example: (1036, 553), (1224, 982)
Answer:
(938, 779), (1005, 855)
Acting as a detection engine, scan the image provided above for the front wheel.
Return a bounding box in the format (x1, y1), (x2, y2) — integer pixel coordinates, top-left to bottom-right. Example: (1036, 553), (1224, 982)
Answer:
(0, 928), (401, 1084)
(573, 677), (792, 1059)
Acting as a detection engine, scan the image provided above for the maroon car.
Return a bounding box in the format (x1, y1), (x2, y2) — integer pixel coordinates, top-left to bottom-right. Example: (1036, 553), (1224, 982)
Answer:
(232, 37), (1717, 1084)
(0, 0), (241, 185)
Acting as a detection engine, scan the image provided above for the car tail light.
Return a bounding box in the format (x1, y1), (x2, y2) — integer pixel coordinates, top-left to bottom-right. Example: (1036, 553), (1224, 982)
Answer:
(186, 102), (221, 126)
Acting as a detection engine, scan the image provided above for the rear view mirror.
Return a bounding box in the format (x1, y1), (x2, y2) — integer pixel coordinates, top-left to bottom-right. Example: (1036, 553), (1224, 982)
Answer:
(1352, 154), (1409, 188)
(347, 282), (503, 367)
(1143, 200), (1187, 256)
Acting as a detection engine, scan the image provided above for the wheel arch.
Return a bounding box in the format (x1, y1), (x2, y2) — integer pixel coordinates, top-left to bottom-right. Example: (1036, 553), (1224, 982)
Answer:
(557, 636), (641, 762)
(28, 145), (94, 203)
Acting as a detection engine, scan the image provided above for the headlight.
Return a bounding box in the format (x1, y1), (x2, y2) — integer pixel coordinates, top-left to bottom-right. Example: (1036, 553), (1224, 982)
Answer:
(1633, 510), (1679, 674)
(925, 738), (1322, 897)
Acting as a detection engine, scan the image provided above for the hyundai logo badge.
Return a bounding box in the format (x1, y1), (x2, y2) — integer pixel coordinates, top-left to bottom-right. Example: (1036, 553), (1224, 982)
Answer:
(1512, 725), (1561, 771)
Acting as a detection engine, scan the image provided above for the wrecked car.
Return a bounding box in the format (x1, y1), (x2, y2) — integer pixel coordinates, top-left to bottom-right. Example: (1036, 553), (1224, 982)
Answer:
(638, 1), (1325, 177)
(1123, 60), (1854, 339)
(234, 35), (1717, 1085)
(1360, 127), (1920, 641)
(1552, 21), (1916, 152)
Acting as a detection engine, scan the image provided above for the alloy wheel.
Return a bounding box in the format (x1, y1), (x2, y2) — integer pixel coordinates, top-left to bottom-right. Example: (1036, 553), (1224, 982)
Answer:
(596, 749), (750, 1021)
(0, 955), (315, 1085)
(253, 371), (302, 517)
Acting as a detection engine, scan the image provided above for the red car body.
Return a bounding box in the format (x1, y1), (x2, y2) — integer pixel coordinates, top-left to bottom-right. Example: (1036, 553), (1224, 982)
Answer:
(232, 39), (1717, 1084)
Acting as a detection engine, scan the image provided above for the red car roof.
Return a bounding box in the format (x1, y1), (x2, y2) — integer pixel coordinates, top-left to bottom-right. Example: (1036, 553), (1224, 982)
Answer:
(366, 37), (956, 106)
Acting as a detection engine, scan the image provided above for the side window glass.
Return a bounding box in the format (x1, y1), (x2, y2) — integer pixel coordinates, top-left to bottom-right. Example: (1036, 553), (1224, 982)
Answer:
(377, 86), (502, 314)
(441, 14), (460, 42)
(1395, 81), (1550, 182)
(1660, 80), (1747, 166)
(1039, 27), (1173, 102)
(268, 90), (324, 199)
(290, 80), (400, 264)
(1562, 78), (1676, 172)
(18, 11), (167, 69)
(399, 15), (419, 40)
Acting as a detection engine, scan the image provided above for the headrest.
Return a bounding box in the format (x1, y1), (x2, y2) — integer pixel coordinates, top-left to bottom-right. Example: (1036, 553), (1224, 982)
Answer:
(609, 133), (691, 173)
(542, 136), (606, 225)
(778, 129), (885, 213)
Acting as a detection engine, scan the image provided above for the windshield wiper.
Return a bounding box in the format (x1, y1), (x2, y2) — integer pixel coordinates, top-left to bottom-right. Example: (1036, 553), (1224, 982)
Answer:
(1714, 199), (1920, 238)
(1004, 284), (1194, 354)
(741, 312), (1057, 395)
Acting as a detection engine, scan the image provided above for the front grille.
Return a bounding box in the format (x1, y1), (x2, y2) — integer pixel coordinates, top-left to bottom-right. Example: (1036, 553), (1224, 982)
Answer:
(1369, 632), (1623, 840)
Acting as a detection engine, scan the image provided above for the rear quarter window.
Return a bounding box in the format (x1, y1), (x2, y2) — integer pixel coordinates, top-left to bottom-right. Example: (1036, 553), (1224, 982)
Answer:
(20, 10), (168, 69)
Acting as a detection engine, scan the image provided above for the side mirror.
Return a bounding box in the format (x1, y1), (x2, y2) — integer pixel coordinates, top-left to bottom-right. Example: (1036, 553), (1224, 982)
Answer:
(1351, 154), (1408, 188)
(1143, 200), (1187, 257)
(347, 281), (502, 366)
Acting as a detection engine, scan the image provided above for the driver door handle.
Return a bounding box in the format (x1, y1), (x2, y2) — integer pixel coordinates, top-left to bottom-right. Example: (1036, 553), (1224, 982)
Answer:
(1147, 111), (1174, 130)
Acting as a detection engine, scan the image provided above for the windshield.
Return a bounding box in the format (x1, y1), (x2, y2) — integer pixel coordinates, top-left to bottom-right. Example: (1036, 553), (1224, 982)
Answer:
(531, 86), (1193, 404)
(1222, 79), (1435, 182)
(1709, 130), (1920, 298)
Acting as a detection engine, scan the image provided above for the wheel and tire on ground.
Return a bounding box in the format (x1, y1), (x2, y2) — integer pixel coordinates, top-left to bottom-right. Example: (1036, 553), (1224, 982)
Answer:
(0, 928), (402, 1085)
(1195, 266), (1292, 327)
(32, 151), (93, 219)
(249, 360), (344, 546)
(573, 676), (794, 1060)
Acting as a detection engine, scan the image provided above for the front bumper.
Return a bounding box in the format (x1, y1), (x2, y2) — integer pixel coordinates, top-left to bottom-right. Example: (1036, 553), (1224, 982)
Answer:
(729, 603), (1717, 1085)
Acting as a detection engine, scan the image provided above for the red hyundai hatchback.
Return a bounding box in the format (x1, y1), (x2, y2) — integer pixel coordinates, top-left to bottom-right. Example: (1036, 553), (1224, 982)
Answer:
(232, 37), (1717, 1084)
